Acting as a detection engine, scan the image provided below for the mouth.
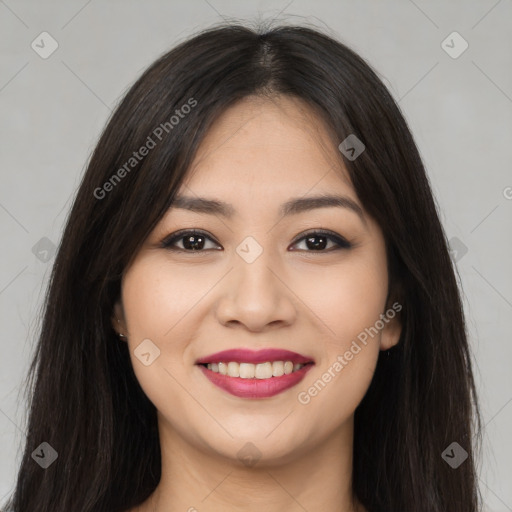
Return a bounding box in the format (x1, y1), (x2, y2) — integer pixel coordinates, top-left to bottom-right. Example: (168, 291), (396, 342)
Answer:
(195, 348), (315, 399)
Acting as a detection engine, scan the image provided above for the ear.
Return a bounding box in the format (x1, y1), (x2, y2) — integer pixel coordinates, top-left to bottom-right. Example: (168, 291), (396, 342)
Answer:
(111, 300), (127, 336)
(379, 280), (404, 351)
(379, 304), (402, 351)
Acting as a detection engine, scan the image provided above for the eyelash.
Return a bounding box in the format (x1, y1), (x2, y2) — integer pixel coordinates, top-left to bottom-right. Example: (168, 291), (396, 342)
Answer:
(160, 229), (352, 254)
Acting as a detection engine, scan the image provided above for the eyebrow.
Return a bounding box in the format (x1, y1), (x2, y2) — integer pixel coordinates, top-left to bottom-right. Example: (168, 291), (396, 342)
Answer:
(168, 193), (366, 225)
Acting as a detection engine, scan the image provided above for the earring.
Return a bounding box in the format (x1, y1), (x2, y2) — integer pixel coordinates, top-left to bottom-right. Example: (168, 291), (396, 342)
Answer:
(116, 317), (128, 342)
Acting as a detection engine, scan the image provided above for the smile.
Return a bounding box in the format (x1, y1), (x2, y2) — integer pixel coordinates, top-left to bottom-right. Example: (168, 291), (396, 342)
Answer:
(195, 348), (315, 399)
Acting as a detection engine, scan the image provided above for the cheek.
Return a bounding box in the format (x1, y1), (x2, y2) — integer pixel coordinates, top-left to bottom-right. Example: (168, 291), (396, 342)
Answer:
(121, 255), (230, 381)
(120, 258), (194, 389)
(120, 258), (201, 420)
(292, 250), (387, 428)
(122, 257), (201, 341)
(295, 273), (384, 435)
(294, 251), (388, 347)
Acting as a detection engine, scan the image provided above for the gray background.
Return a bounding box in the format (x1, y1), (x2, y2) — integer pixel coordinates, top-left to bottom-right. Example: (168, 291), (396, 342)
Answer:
(1, 0), (511, 510)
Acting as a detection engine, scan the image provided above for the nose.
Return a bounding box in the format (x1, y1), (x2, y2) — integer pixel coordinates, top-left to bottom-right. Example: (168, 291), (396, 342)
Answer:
(215, 252), (297, 332)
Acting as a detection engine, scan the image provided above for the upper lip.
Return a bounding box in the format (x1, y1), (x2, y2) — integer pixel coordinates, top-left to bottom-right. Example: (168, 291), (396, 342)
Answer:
(195, 348), (314, 365)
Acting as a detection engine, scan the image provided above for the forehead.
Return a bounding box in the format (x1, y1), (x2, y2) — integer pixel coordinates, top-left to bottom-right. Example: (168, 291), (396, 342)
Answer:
(182, 95), (355, 199)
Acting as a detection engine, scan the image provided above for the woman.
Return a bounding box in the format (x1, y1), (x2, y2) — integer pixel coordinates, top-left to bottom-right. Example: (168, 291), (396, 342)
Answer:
(5, 21), (483, 512)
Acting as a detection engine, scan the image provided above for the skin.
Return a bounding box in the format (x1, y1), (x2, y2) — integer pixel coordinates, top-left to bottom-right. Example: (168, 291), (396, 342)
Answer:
(113, 95), (401, 512)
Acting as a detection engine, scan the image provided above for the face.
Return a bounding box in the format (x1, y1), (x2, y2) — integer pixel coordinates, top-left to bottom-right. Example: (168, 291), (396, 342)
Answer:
(113, 95), (401, 466)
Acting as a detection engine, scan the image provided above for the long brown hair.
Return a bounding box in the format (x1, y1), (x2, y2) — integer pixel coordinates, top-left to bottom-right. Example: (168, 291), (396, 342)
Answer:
(4, 20), (483, 512)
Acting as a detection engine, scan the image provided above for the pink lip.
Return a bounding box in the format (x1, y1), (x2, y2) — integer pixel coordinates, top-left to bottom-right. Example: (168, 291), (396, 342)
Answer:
(195, 348), (314, 365)
(198, 364), (314, 399)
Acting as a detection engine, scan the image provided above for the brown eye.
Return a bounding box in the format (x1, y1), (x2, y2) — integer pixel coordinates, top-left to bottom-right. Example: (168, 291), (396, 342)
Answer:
(161, 230), (221, 252)
(290, 230), (352, 252)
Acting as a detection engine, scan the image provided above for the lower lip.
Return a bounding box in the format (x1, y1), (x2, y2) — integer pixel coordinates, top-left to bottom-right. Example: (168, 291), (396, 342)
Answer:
(198, 364), (314, 399)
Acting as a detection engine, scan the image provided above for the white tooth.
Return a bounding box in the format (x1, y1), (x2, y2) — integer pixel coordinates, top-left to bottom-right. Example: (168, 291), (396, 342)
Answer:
(227, 361), (240, 377)
(255, 362), (273, 379)
(239, 363), (256, 379)
(212, 360), (304, 378)
(272, 361), (284, 377)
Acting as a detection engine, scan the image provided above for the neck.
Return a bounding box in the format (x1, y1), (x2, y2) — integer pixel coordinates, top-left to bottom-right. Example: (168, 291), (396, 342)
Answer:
(142, 414), (365, 512)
